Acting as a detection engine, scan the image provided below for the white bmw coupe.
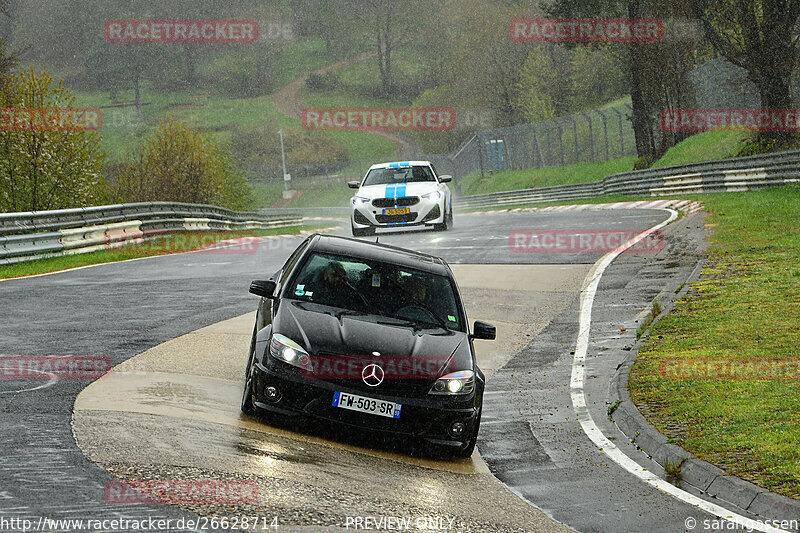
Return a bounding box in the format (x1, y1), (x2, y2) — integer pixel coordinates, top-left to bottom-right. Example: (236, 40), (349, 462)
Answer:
(348, 161), (453, 237)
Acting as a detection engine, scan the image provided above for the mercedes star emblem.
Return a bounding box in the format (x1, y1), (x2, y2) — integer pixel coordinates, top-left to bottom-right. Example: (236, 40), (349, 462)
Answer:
(362, 363), (385, 387)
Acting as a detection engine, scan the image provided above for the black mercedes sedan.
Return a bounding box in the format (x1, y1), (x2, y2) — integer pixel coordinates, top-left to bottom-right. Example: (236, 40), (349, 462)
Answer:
(241, 234), (495, 457)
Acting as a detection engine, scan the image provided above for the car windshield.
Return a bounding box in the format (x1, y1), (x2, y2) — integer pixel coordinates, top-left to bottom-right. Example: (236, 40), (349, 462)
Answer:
(362, 165), (436, 186)
(287, 252), (462, 331)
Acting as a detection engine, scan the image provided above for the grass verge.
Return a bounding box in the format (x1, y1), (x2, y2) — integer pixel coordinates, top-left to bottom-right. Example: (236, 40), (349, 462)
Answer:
(629, 185), (800, 499)
(458, 156), (636, 196)
(0, 224), (335, 280)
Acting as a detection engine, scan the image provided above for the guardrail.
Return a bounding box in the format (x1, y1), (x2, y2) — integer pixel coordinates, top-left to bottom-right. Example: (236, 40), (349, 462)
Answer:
(455, 149), (800, 210)
(0, 202), (302, 265)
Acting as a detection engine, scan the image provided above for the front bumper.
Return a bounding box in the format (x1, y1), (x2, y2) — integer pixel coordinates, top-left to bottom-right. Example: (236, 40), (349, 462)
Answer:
(250, 357), (480, 449)
(351, 196), (445, 229)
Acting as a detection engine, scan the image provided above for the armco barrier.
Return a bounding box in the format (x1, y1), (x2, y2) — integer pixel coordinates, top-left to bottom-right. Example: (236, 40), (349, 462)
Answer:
(0, 202), (302, 265)
(455, 149), (800, 210)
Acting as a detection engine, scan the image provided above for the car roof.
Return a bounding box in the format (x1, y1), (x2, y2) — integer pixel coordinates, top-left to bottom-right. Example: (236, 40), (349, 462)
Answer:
(367, 161), (432, 171)
(307, 234), (452, 276)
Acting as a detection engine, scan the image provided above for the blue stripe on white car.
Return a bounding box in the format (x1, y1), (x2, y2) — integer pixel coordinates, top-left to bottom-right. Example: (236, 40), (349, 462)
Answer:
(384, 184), (407, 200)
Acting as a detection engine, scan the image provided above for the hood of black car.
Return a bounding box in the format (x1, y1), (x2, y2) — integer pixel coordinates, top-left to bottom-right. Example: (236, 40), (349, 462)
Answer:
(274, 300), (471, 378)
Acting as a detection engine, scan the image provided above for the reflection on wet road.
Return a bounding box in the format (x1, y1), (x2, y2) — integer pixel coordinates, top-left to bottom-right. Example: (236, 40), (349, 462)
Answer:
(74, 264), (588, 531)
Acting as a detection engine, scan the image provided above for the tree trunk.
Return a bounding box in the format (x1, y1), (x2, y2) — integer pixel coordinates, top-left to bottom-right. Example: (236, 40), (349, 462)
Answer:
(134, 74), (142, 121)
(375, 19), (387, 95)
(754, 71), (793, 142)
(183, 44), (196, 84)
(384, 4), (392, 94)
(628, 0), (655, 162)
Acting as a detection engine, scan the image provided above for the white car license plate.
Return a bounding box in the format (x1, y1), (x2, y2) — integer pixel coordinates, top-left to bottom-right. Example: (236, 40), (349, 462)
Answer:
(383, 207), (410, 215)
(332, 391), (401, 419)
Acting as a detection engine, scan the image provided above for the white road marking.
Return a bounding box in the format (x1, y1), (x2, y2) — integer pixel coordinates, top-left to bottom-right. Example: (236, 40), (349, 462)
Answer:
(0, 368), (59, 394)
(570, 208), (788, 533)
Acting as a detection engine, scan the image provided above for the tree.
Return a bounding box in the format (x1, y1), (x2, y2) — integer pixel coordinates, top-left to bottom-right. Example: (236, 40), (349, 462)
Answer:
(547, 0), (701, 164)
(348, 0), (428, 96)
(112, 117), (254, 211)
(0, 69), (106, 212)
(515, 47), (557, 123)
(85, 41), (164, 118)
(690, 0), (800, 142)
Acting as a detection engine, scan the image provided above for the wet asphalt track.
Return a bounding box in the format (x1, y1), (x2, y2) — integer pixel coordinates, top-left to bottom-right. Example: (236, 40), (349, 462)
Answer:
(0, 209), (732, 532)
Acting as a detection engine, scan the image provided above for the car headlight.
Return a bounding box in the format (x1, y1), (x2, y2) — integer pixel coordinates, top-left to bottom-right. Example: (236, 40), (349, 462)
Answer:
(269, 333), (310, 369)
(422, 191), (442, 201)
(429, 370), (475, 395)
(352, 196), (371, 205)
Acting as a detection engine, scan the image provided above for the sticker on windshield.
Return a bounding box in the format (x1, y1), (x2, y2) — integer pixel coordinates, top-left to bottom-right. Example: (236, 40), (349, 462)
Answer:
(305, 291), (313, 297)
(448, 315), (456, 322)
(295, 284), (306, 296)
(372, 273), (381, 287)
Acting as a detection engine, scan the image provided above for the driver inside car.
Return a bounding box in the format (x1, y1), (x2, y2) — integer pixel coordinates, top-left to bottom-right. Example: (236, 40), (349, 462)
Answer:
(311, 261), (360, 309)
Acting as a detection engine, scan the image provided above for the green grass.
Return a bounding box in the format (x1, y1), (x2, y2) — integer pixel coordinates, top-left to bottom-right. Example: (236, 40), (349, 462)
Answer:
(273, 38), (345, 87)
(251, 182), (286, 208)
(629, 186), (800, 499)
(73, 37), (396, 163)
(289, 182), (355, 208)
(76, 88), (300, 161)
(0, 225), (334, 279)
(652, 131), (753, 168)
(458, 156), (637, 196)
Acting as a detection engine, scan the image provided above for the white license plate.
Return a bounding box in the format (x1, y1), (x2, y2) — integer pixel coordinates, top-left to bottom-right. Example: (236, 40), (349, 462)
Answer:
(332, 391), (401, 419)
(383, 207), (410, 215)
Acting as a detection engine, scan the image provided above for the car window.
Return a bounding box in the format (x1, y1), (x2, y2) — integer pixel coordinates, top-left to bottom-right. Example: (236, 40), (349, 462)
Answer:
(279, 237), (311, 285)
(286, 251), (463, 331)
(362, 165), (435, 186)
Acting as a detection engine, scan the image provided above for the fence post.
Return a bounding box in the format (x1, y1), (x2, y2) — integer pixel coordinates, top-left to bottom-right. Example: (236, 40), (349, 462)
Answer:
(610, 106), (624, 156)
(545, 125), (552, 167)
(556, 120), (565, 166)
(597, 109), (610, 161)
(581, 112), (595, 162)
(568, 115), (579, 164)
(625, 103), (634, 156)
(531, 126), (543, 168)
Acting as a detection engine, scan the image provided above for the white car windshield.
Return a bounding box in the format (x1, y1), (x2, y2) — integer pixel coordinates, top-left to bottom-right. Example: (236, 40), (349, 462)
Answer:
(362, 166), (436, 186)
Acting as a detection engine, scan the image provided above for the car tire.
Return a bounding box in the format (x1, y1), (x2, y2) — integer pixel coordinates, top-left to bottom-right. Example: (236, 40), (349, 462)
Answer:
(434, 203), (452, 231)
(352, 222), (375, 237)
(241, 324), (258, 415)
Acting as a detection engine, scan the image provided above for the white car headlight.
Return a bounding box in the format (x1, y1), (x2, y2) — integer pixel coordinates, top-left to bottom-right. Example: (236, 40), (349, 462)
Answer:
(352, 196), (371, 205)
(422, 191), (442, 201)
(269, 333), (310, 369)
(429, 370), (475, 395)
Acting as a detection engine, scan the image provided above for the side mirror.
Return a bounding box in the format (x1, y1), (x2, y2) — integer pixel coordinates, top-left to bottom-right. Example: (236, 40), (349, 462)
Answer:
(347, 181), (361, 189)
(439, 175), (452, 183)
(250, 280), (277, 299)
(471, 320), (496, 340)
